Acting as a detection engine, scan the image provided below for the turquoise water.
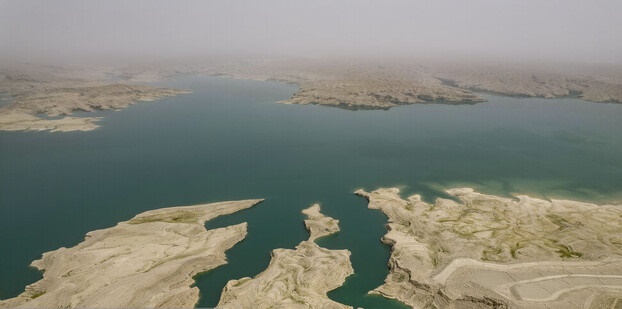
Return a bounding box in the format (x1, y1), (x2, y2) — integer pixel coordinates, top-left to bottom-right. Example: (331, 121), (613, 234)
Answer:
(1, 76), (621, 308)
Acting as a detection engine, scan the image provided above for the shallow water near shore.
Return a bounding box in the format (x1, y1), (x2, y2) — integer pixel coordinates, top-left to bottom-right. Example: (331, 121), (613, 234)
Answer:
(1, 75), (621, 308)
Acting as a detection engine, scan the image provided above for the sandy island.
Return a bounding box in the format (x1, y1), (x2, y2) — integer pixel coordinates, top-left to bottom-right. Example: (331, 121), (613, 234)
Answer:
(356, 187), (622, 309)
(0, 199), (262, 308)
(217, 204), (354, 309)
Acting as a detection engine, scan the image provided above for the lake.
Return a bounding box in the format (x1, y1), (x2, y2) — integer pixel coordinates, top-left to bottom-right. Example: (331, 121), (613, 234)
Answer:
(1, 75), (621, 308)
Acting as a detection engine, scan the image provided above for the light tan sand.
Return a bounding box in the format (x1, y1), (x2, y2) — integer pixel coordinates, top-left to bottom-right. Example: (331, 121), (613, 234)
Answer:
(202, 58), (622, 109)
(0, 199), (262, 308)
(0, 67), (190, 132)
(357, 187), (622, 308)
(217, 204), (354, 309)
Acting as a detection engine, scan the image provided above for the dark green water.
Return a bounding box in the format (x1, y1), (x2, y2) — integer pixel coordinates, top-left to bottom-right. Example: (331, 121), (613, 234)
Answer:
(1, 75), (621, 308)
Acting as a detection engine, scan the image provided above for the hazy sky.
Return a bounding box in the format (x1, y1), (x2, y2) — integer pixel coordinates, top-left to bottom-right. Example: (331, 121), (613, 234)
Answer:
(1, 0), (621, 63)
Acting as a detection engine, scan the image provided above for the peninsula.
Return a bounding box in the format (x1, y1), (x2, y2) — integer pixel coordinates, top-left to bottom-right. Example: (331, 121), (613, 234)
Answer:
(202, 58), (622, 109)
(2, 58), (621, 132)
(217, 204), (354, 309)
(0, 65), (190, 132)
(356, 187), (622, 308)
(0, 199), (262, 308)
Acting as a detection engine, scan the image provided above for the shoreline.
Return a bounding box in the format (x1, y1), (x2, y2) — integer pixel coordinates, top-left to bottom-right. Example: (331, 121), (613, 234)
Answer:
(0, 199), (263, 308)
(2, 60), (621, 133)
(194, 58), (622, 109)
(357, 187), (622, 308)
(1, 187), (620, 308)
(0, 66), (192, 132)
(217, 204), (354, 309)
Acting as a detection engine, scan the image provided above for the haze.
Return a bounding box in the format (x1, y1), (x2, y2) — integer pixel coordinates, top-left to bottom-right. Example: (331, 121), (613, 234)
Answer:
(1, 0), (622, 63)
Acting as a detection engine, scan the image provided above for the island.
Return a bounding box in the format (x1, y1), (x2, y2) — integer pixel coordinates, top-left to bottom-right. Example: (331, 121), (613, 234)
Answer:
(356, 187), (622, 308)
(0, 199), (262, 308)
(217, 204), (354, 309)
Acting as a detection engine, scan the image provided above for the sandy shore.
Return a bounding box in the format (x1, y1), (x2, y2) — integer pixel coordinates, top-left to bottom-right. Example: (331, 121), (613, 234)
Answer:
(203, 59), (485, 109)
(356, 187), (622, 309)
(201, 58), (622, 109)
(430, 61), (622, 103)
(217, 204), (354, 309)
(0, 111), (101, 132)
(2, 59), (620, 129)
(0, 199), (262, 308)
(0, 66), (190, 132)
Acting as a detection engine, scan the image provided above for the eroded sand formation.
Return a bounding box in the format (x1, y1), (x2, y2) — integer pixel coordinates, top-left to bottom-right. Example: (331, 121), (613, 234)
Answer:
(217, 204), (354, 309)
(430, 62), (622, 103)
(0, 67), (190, 132)
(0, 199), (262, 308)
(206, 59), (485, 109)
(2, 59), (621, 130)
(205, 58), (622, 109)
(356, 187), (622, 309)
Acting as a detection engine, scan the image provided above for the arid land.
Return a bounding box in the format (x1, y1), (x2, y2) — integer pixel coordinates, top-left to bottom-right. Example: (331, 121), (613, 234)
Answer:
(0, 64), (190, 132)
(217, 204), (354, 309)
(0, 199), (263, 308)
(196, 57), (622, 109)
(2, 58), (621, 132)
(357, 187), (622, 309)
(2, 190), (620, 309)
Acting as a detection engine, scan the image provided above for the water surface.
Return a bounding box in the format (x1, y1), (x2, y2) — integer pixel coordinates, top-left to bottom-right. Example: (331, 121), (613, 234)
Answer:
(1, 76), (621, 308)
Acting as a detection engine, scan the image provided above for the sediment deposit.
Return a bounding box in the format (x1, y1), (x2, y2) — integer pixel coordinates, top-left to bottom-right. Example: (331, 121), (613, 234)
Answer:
(3, 59), (621, 126)
(357, 187), (622, 309)
(0, 199), (262, 308)
(206, 58), (622, 109)
(207, 59), (485, 109)
(431, 63), (622, 103)
(217, 204), (354, 309)
(0, 66), (190, 132)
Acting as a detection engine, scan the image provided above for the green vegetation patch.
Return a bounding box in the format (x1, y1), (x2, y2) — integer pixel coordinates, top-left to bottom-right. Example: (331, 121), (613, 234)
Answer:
(128, 210), (204, 224)
(30, 290), (46, 299)
(545, 214), (575, 230)
(556, 244), (583, 258)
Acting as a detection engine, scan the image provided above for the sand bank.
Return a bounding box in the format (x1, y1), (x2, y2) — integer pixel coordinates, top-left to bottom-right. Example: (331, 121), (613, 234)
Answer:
(0, 199), (262, 308)
(203, 58), (622, 109)
(217, 204), (354, 309)
(0, 67), (190, 132)
(357, 187), (622, 308)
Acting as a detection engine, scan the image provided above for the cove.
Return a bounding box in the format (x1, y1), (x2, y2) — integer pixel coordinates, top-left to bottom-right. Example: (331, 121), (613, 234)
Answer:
(1, 75), (621, 308)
